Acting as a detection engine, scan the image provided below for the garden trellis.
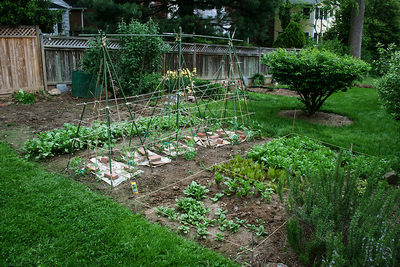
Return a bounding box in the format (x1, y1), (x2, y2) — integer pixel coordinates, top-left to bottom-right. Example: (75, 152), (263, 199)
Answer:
(66, 29), (257, 189)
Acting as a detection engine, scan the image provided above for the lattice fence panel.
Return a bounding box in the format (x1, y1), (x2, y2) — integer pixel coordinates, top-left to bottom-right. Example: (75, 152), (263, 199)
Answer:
(0, 26), (36, 37)
(43, 36), (121, 49)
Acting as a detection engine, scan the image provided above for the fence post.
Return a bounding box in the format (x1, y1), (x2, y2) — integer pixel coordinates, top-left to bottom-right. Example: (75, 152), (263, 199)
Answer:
(193, 42), (196, 72)
(39, 32), (48, 91)
(258, 46), (261, 74)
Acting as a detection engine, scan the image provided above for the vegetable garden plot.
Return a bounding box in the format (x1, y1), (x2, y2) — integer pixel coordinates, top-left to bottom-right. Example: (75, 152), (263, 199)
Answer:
(66, 32), (257, 189)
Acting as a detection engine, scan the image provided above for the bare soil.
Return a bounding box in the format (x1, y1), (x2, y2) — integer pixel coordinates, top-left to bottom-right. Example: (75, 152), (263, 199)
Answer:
(0, 88), (350, 266)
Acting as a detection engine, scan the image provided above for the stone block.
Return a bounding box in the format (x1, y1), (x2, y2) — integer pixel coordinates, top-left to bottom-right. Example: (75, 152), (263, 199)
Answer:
(138, 147), (147, 155)
(104, 171), (119, 180)
(99, 156), (109, 163)
(149, 155), (161, 162)
(86, 163), (99, 172)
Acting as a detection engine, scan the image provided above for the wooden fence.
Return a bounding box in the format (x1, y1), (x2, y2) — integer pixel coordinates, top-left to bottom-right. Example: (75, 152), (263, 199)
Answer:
(0, 26), (44, 96)
(0, 28), (276, 96)
(42, 36), (274, 87)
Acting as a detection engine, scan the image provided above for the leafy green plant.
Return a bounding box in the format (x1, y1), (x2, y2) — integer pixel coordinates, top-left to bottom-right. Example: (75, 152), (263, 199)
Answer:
(223, 177), (239, 196)
(13, 89), (34, 104)
(216, 154), (267, 182)
(235, 178), (254, 200)
(261, 188), (274, 203)
(253, 181), (268, 196)
(252, 73), (266, 87)
(197, 225), (209, 239)
(214, 172), (225, 189)
(69, 157), (86, 177)
(182, 139), (197, 160)
(178, 225), (190, 234)
(183, 181), (210, 200)
(247, 136), (391, 181)
(256, 225), (266, 237)
(214, 232), (225, 241)
(156, 206), (179, 221)
(23, 114), (202, 160)
(210, 193), (224, 202)
(262, 48), (370, 115)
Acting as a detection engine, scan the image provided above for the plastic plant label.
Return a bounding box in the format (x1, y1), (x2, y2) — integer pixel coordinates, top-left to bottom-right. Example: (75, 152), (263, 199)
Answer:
(131, 182), (139, 194)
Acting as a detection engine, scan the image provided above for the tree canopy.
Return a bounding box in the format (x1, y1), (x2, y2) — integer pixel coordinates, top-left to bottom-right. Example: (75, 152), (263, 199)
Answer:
(324, 0), (400, 61)
(79, 0), (280, 44)
(0, 0), (62, 32)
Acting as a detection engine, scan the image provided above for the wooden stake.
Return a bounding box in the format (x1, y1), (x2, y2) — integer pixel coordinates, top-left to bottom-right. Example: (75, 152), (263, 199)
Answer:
(350, 143), (353, 153)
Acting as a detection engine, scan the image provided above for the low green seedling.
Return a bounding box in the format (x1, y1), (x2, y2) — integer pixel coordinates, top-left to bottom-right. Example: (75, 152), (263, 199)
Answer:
(183, 181), (210, 200)
(13, 89), (35, 104)
(214, 232), (225, 241)
(179, 225), (190, 234)
(210, 193), (224, 202)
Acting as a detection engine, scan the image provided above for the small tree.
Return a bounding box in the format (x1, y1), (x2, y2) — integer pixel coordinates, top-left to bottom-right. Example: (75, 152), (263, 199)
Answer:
(117, 19), (168, 96)
(273, 21), (306, 48)
(262, 48), (370, 116)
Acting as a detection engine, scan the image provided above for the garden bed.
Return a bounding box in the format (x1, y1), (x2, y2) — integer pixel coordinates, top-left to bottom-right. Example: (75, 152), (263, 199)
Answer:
(0, 92), (305, 266)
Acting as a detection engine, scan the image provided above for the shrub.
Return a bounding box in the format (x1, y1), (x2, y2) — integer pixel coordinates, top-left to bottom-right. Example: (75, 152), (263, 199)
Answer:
(252, 73), (266, 87)
(273, 21), (305, 48)
(262, 48), (370, 115)
(281, 155), (400, 266)
(376, 49), (400, 122)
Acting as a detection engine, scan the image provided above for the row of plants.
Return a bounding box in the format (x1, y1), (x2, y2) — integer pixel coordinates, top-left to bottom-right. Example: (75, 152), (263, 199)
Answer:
(281, 153), (400, 266)
(246, 136), (393, 180)
(156, 181), (267, 240)
(23, 114), (202, 160)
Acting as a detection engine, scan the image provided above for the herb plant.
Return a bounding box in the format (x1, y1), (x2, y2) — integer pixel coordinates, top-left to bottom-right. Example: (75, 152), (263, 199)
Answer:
(183, 181), (210, 200)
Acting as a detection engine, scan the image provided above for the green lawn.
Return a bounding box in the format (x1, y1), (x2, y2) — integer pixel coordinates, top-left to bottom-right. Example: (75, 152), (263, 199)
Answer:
(0, 143), (238, 266)
(249, 86), (399, 158)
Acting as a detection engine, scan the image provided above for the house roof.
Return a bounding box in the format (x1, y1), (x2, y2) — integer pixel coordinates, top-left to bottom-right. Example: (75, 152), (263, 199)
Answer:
(64, 0), (86, 9)
(49, 0), (71, 10)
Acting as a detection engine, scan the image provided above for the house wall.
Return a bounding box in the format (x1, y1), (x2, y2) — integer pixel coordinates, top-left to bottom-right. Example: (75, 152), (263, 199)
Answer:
(273, 4), (334, 42)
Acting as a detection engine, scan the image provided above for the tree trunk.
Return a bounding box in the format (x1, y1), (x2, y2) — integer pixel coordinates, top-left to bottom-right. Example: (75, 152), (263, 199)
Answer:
(348, 0), (366, 58)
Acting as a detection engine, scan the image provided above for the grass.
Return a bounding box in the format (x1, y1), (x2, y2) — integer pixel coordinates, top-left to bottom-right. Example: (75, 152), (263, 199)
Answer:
(247, 86), (399, 158)
(0, 143), (238, 266)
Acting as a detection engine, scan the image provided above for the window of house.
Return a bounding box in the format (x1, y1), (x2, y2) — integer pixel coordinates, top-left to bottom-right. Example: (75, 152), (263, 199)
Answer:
(316, 8), (328, 20)
(303, 7), (311, 20)
(304, 31), (310, 37)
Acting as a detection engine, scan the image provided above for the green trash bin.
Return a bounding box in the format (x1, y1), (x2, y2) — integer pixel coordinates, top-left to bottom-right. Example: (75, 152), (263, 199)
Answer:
(72, 70), (102, 98)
